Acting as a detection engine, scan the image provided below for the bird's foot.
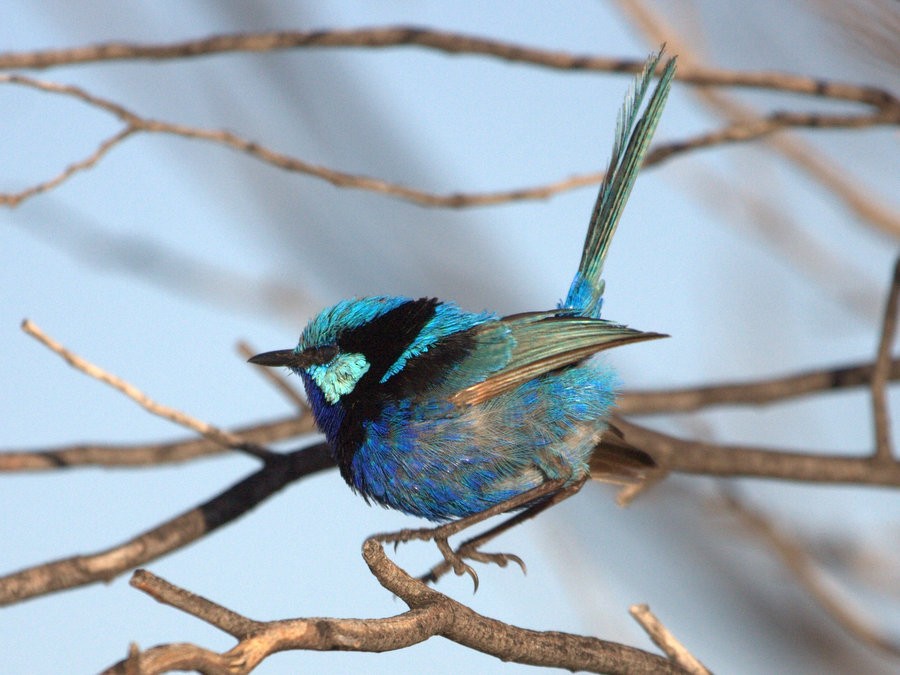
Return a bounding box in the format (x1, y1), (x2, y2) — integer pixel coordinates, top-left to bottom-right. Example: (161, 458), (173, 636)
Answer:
(421, 537), (526, 590)
(371, 478), (576, 590)
(372, 524), (526, 591)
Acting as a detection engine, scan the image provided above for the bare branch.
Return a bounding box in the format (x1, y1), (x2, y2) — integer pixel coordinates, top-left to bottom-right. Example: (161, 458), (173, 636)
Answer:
(872, 257), (900, 462)
(615, 417), (900, 487)
(722, 491), (900, 658)
(21, 319), (272, 460)
(644, 109), (900, 167)
(0, 443), (333, 606)
(101, 552), (686, 675)
(364, 539), (688, 674)
(0, 416), (314, 471)
(5, 126), (136, 206)
(0, 27), (895, 108)
(630, 604), (711, 675)
(131, 569), (262, 639)
(2, 70), (897, 210)
(617, 358), (900, 415)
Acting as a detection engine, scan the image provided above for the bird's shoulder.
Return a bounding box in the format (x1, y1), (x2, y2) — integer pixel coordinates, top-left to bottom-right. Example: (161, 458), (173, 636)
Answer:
(390, 305), (660, 406)
(445, 310), (662, 406)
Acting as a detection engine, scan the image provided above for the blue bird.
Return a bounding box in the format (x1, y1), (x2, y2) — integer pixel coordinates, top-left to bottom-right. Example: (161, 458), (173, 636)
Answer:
(251, 50), (676, 581)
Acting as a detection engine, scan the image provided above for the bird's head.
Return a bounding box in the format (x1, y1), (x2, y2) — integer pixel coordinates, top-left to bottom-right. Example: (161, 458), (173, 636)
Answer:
(250, 295), (493, 410)
(249, 296), (418, 405)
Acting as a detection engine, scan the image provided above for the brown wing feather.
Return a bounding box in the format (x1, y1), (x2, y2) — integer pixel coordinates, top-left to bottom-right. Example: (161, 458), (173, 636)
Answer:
(450, 313), (665, 407)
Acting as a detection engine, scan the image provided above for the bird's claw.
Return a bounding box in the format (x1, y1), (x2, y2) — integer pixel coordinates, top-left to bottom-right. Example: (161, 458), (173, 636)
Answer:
(420, 537), (527, 591)
(464, 548), (527, 575)
(434, 536), (481, 590)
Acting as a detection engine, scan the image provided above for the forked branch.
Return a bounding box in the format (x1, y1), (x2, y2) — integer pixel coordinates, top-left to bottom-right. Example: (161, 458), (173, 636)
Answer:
(99, 550), (688, 675)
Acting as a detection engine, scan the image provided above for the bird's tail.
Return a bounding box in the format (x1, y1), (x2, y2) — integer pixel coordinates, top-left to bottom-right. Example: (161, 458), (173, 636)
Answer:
(562, 49), (676, 319)
(589, 423), (656, 485)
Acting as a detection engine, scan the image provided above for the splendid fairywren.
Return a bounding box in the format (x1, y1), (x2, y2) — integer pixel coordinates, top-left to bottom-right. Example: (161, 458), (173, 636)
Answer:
(251, 50), (675, 555)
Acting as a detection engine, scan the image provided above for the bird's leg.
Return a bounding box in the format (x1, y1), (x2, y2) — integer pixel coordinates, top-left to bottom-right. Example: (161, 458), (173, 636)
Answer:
(372, 476), (587, 590)
(372, 478), (564, 584)
(421, 477), (587, 586)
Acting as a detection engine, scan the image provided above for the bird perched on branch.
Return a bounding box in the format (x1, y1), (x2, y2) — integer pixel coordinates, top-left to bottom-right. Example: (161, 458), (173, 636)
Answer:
(251, 49), (676, 583)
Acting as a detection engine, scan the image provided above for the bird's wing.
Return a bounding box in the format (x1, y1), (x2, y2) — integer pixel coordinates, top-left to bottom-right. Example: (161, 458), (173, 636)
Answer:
(449, 311), (665, 406)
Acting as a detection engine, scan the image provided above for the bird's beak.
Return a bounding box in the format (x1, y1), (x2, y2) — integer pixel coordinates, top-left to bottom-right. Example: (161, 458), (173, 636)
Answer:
(248, 345), (338, 369)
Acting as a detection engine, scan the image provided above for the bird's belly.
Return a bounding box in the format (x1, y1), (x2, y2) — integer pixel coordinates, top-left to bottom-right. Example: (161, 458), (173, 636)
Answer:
(348, 363), (618, 521)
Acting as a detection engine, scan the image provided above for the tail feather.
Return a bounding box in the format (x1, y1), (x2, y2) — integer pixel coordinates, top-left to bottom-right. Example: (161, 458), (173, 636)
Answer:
(564, 49), (677, 319)
(589, 423), (656, 485)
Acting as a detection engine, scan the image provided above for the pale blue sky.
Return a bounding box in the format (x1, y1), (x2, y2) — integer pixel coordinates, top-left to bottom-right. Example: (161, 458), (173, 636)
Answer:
(3, 3), (898, 673)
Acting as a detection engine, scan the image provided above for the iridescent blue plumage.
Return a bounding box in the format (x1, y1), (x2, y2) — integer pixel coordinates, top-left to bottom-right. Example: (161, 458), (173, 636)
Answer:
(251, 50), (677, 524)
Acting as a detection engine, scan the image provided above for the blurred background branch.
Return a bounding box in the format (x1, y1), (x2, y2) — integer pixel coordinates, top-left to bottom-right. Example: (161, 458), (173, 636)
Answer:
(2, 3), (897, 674)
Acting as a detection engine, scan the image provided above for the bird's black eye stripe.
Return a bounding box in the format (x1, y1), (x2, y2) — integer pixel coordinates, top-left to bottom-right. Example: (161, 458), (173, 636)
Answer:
(338, 298), (439, 380)
(329, 298), (439, 478)
(307, 345), (339, 366)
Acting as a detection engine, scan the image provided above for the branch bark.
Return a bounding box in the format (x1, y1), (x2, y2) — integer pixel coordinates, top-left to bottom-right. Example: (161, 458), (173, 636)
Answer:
(617, 358), (900, 414)
(0, 416), (312, 471)
(0, 26), (894, 109)
(98, 552), (688, 675)
(3, 56), (897, 210)
(0, 443), (332, 606)
(616, 417), (900, 487)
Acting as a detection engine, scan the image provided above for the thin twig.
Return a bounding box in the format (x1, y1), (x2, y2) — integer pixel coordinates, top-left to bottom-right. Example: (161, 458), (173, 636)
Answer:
(629, 604), (711, 675)
(21, 319), (272, 460)
(131, 569), (263, 639)
(0, 27), (895, 108)
(721, 491), (900, 658)
(644, 110), (899, 166)
(6, 127), (137, 206)
(2, 73), (896, 210)
(872, 257), (900, 462)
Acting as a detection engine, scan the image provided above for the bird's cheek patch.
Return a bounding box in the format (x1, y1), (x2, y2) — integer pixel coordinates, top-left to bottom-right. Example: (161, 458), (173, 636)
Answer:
(308, 352), (370, 404)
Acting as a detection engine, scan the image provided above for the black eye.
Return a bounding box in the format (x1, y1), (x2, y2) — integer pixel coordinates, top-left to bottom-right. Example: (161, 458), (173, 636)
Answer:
(309, 345), (339, 366)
